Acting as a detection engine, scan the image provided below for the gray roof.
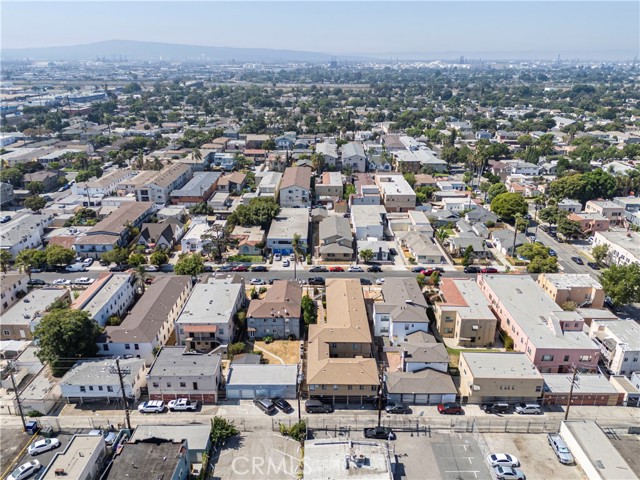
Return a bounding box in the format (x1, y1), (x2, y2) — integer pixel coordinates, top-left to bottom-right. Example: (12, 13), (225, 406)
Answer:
(226, 364), (298, 386)
(543, 373), (619, 394)
(129, 425), (210, 452)
(61, 358), (144, 387)
(461, 352), (542, 379)
(490, 229), (528, 247)
(176, 282), (243, 326)
(1, 288), (68, 326)
(148, 346), (221, 378)
(380, 278), (428, 324)
(232, 353), (262, 365)
(105, 438), (186, 480)
(0, 212), (52, 248)
(386, 368), (457, 395)
(170, 171), (221, 198)
(267, 208), (309, 241)
(319, 216), (352, 242)
(341, 141), (366, 158)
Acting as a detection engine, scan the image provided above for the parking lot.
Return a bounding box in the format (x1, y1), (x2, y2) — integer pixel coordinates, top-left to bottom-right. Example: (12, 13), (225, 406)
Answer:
(1, 430), (80, 480)
(210, 431), (302, 480)
(482, 432), (587, 480)
(0, 427), (31, 477)
(393, 431), (492, 480)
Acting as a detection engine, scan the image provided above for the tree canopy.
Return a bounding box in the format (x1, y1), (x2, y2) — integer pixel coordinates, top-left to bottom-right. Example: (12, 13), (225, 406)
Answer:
(490, 192), (528, 222)
(599, 264), (640, 306)
(174, 253), (205, 276)
(24, 195), (47, 212)
(45, 244), (76, 267)
(33, 309), (101, 377)
(227, 197), (280, 230)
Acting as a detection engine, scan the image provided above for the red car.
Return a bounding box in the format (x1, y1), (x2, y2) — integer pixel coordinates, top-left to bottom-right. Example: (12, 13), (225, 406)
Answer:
(437, 402), (463, 415)
(232, 265), (249, 272)
(328, 266), (344, 272)
(481, 267), (498, 274)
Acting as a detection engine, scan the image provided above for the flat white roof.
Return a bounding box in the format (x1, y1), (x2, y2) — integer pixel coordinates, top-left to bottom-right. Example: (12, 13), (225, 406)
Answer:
(176, 282), (243, 326)
(351, 204), (387, 229)
(41, 435), (104, 480)
(226, 364), (297, 386)
(462, 352), (542, 379)
(304, 439), (393, 480)
(541, 273), (603, 290)
(267, 208), (308, 240)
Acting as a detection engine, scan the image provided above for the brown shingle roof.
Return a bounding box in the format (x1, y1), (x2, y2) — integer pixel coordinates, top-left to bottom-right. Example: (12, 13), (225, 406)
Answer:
(247, 280), (302, 319)
(280, 167), (311, 190)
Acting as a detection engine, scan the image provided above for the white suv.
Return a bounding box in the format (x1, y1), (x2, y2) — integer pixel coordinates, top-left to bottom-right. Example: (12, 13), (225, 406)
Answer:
(515, 403), (541, 415)
(137, 400), (166, 413)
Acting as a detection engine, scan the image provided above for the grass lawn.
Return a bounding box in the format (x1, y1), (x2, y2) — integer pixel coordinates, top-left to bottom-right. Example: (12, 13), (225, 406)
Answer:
(253, 340), (300, 364)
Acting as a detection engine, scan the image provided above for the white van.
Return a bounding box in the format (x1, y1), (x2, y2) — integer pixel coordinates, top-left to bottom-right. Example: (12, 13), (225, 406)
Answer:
(65, 263), (87, 273)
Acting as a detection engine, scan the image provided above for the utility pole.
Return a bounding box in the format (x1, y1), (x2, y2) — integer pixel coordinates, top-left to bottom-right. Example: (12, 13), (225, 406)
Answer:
(377, 375), (383, 427)
(9, 363), (27, 432)
(115, 357), (132, 430)
(564, 365), (579, 421)
(512, 214), (522, 259)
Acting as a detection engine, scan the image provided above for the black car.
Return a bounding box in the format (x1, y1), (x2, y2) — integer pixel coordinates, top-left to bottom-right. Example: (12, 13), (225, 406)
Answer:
(571, 256), (584, 265)
(364, 426), (395, 440)
(385, 403), (411, 414)
(203, 265), (214, 272)
(268, 278), (281, 285)
(411, 266), (426, 273)
(27, 279), (46, 286)
(587, 262), (600, 270)
(99, 259), (110, 266)
(308, 277), (325, 286)
(251, 266), (268, 272)
(253, 396), (277, 415)
(305, 399), (333, 413)
(271, 397), (293, 413)
(360, 278), (372, 285)
(309, 266), (328, 273)
(481, 402), (511, 414)
(367, 265), (382, 273)
(109, 264), (129, 272)
(464, 266), (481, 273)
(389, 247), (398, 256)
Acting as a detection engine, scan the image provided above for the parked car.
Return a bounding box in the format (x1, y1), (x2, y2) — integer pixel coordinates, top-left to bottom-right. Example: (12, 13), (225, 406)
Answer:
(540, 225), (549, 232)
(203, 265), (214, 272)
(548, 249), (557, 257)
(329, 266), (344, 272)
(73, 277), (95, 285)
(308, 277), (325, 286)
(217, 265), (233, 272)
(481, 267), (498, 274)
(137, 400), (166, 413)
(282, 259), (290, 267)
(271, 397), (293, 413)
(570, 256), (584, 265)
(274, 253), (282, 261)
(486, 453), (520, 468)
(309, 266), (328, 273)
(547, 433), (574, 465)
(481, 402), (510, 414)
(437, 402), (463, 415)
(364, 426), (396, 440)
(7, 460), (40, 480)
(52, 278), (71, 286)
(250, 278), (266, 285)
(268, 278), (281, 285)
(464, 266), (481, 273)
(367, 265), (382, 273)
(389, 247), (398, 256)
(27, 279), (46, 287)
(494, 466), (526, 480)
(385, 403), (411, 414)
(347, 266), (364, 272)
(305, 398), (334, 413)
(0, 215), (11, 224)
(232, 265), (249, 272)
(144, 265), (158, 272)
(587, 261), (600, 270)
(82, 258), (94, 267)
(29, 268), (42, 273)
(168, 398), (199, 411)
(411, 266), (426, 273)
(253, 396), (277, 415)
(515, 403), (541, 415)
(375, 278), (385, 285)
(251, 266), (268, 272)
(65, 263), (86, 273)
(28, 438), (60, 456)
(360, 278), (372, 285)
(89, 429), (117, 445)
(109, 264), (129, 272)
(99, 258), (110, 266)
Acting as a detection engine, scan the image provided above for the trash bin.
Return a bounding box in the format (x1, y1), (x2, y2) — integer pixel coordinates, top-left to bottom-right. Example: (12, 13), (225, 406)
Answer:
(25, 421), (39, 435)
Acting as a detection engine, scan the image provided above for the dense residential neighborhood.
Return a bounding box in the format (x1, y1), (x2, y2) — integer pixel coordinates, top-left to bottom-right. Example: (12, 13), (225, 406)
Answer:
(1, 34), (640, 480)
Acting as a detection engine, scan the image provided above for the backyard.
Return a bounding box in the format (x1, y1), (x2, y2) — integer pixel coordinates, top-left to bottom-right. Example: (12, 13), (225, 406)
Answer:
(252, 340), (301, 365)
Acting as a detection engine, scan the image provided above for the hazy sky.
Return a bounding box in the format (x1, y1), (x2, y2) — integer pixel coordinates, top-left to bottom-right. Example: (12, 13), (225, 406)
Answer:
(2, 1), (639, 58)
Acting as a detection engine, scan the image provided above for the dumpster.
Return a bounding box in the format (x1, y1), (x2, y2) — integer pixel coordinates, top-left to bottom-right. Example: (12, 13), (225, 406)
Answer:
(25, 421), (39, 435)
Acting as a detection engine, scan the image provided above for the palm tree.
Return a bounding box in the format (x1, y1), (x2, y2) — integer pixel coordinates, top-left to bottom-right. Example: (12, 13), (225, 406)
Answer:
(359, 248), (374, 264)
(291, 233), (304, 280)
(0, 250), (12, 273)
(435, 228), (450, 245)
(133, 266), (149, 293)
(14, 253), (33, 281)
(193, 148), (203, 163)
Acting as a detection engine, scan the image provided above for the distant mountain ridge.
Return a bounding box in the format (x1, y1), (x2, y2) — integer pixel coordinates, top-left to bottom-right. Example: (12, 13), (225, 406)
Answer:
(1, 39), (340, 62)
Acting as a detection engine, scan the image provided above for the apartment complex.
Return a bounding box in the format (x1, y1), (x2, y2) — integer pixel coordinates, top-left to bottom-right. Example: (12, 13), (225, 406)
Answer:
(71, 273), (135, 327)
(135, 163), (192, 204)
(373, 278), (429, 342)
(374, 174), (416, 212)
(306, 279), (378, 404)
(0, 273), (28, 314)
(247, 280), (302, 340)
(537, 273), (606, 310)
(279, 166), (312, 208)
(592, 231), (640, 266)
(589, 320), (640, 377)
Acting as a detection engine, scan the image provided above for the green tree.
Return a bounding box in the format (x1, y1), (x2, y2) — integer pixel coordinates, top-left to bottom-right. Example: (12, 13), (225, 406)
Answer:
(101, 246), (130, 266)
(26, 181), (44, 195)
(33, 309), (101, 377)
(0, 167), (24, 187)
(174, 253), (205, 276)
(416, 274), (427, 288)
(538, 206), (565, 225)
(228, 342), (246, 358)
(557, 217), (583, 239)
(15, 249), (46, 280)
(45, 245), (75, 267)
(462, 244), (474, 267)
(599, 264), (640, 306)
(591, 244), (609, 265)
(292, 233), (304, 264)
(486, 183), (507, 203)
(209, 416), (239, 445)
(435, 227), (450, 244)
(301, 295), (316, 329)
(0, 250), (12, 273)
(359, 248), (374, 263)
(227, 197), (280, 229)
(128, 252), (146, 267)
(24, 195), (47, 213)
(201, 223), (229, 262)
(343, 184), (356, 199)
(491, 192), (528, 222)
(430, 271), (440, 286)
(150, 250), (169, 266)
(403, 172), (416, 188)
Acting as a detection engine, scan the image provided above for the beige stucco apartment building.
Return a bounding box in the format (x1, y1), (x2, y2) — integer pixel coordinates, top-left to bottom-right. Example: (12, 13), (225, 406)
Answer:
(537, 273), (605, 309)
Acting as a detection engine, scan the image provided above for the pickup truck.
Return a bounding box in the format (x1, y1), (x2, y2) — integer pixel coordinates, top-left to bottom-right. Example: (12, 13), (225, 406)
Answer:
(547, 433), (574, 465)
(167, 398), (199, 412)
(364, 426), (395, 440)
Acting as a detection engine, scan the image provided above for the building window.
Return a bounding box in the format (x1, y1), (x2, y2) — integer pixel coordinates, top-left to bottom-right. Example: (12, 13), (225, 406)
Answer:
(167, 382), (172, 388)
(125, 344), (130, 350)
(107, 386), (113, 392)
(333, 385), (339, 390)
(98, 386), (103, 391)
(321, 385), (326, 390)
(579, 355), (592, 362)
(564, 355), (570, 362)
(348, 385), (353, 390)
(80, 386), (86, 393)
(2, 330), (9, 336)
(535, 386), (542, 392)
(180, 382), (186, 388)
(193, 382), (198, 390)
(153, 382), (159, 388)
(542, 355), (554, 361)
(88, 386), (94, 391)
(359, 385), (365, 390)
(134, 344), (139, 350)
(309, 385), (315, 391)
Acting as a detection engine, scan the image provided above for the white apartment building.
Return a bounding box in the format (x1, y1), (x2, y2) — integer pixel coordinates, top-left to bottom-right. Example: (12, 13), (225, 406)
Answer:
(351, 205), (387, 241)
(72, 169), (135, 196)
(71, 273), (136, 327)
(0, 273), (28, 314)
(341, 142), (367, 173)
(592, 231), (640, 266)
(590, 320), (640, 377)
(0, 212), (54, 257)
(136, 163), (192, 204)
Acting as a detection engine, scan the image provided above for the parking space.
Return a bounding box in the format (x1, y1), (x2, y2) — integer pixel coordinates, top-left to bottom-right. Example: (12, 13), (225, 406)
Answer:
(482, 432), (586, 480)
(210, 431), (302, 480)
(393, 431), (492, 480)
(3, 431), (79, 480)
